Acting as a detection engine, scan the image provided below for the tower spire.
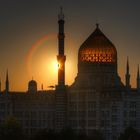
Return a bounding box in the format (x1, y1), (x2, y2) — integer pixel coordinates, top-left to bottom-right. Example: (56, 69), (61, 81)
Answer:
(41, 84), (43, 90)
(58, 6), (64, 20)
(6, 69), (8, 81)
(5, 69), (9, 95)
(137, 64), (139, 78)
(127, 56), (129, 73)
(55, 8), (67, 132)
(125, 57), (131, 89)
(0, 78), (1, 93)
(137, 64), (140, 91)
(57, 6), (66, 85)
(96, 23), (99, 28)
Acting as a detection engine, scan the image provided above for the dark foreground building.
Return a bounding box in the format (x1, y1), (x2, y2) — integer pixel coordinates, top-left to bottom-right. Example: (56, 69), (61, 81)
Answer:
(0, 9), (140, 140)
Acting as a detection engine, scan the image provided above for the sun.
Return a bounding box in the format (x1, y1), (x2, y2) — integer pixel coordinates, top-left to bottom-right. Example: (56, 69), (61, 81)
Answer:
(52, 60), (59, 72)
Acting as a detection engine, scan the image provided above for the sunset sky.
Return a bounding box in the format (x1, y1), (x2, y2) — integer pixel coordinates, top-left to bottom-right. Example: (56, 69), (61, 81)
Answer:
(0, 0), (140, 91)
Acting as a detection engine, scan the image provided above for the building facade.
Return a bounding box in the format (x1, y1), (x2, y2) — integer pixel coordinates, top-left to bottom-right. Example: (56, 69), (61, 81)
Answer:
(0, 10), (140, 140)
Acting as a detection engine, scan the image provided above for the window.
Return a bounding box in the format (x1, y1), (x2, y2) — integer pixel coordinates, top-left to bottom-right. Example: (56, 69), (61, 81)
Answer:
(25, 112), (30, 118)
(129, 102), (136, 108)
(101, 111), (110, 117)
(88, 101), (96, 110)
(112, 125), (117, 132)
(88, 120), (96, 126)
(101, 120), (110, 127)
(129, 111), (136, 118)
(25, 120), (29, 127)
(130, 120), (136, 127)
(31, 111), (37, 118)
(14, 111), (23, 118)
(112, 115), (118, 122)
(124, 101), (127, 108)
(0, 111), (5, 118)
(79, 111), (85, 118)
(79, 120), (85, 127)
(0, 103), (5, 109)
(100, 101), (110, 108)
(123, 121), (127, 127)
(88, 111), (96, 117)
(80, 49), (115, 63)
(123, 111), (127, 117)
(70, 120), (77, 127)
(70, 111), (76, 118)
(69, 102), (76, 111)
(79, 102), (84, 110)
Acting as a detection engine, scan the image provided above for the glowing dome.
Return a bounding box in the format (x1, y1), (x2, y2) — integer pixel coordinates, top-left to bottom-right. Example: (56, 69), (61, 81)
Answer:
(79, 24), (117, 63)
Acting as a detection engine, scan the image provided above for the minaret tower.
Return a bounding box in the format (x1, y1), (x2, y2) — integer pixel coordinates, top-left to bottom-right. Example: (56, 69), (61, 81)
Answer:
(55, 7), (67, 131)
(137, 65), (140, 91)
(125, 57), (131, 89)
(0, 78), (1, 93)
(57, 7), (66, 86)
(5, 69), (9, 95)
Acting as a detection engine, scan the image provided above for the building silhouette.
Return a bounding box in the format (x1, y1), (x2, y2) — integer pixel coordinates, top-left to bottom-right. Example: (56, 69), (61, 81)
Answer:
(0, 9), (140, 140)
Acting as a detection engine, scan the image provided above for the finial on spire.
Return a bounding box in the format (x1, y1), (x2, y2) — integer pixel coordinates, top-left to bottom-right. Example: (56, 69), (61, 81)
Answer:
(5, 69), (9, 94)
(125, 57), (131, 89)
(127, 56), (129, 70)
(127, 56), (128, 62)
(6, 69), (9, 82)
(96, 23), (99, 28)
(58, 6), (64, 20)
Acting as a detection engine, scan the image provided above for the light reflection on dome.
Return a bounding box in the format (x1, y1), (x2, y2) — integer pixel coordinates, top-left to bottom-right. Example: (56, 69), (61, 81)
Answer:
(80, 47), (116, 63)
(79, 26), (117, 63)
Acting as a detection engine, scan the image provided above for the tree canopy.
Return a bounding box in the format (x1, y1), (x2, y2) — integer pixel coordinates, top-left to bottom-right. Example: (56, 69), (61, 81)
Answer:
(0, 117), (24, 140)
(118, 127), (140, 140)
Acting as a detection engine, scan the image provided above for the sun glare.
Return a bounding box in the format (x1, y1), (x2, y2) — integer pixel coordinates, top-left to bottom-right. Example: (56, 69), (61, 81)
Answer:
(53, 60), (59, 71)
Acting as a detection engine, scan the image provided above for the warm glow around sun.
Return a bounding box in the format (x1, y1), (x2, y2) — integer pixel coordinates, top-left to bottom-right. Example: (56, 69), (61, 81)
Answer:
(52, 60), (59, 72)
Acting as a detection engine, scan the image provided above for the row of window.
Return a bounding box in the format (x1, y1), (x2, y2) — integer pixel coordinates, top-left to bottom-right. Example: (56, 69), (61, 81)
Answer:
(81, 55), (113, 62)
(14, 111), (53, 119)
(124, 101), (136, 108)
(124, 111), (136, 118)
(23, 119), (54, 127)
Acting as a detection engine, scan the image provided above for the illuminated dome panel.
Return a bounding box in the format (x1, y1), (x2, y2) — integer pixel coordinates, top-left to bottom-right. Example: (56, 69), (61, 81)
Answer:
(79, 25), (117, 64)
(80, 47), (116, 63)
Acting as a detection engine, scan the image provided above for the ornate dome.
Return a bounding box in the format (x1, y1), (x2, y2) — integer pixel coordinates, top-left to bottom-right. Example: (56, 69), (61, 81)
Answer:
(70, 24), (124, 89)
(28, 80), (37, 86)
(28, 79), (37, 93)
(79, 24), (117, 63)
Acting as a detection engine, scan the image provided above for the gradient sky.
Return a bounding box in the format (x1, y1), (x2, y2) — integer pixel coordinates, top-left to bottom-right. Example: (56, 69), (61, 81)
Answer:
(0, 0), (140, 91)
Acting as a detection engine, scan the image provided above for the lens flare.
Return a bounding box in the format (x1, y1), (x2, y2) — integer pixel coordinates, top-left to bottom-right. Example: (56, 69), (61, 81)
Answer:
(26, 34), (56, 78)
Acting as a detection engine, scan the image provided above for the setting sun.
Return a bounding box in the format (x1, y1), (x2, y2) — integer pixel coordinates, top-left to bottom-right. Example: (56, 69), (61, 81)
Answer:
(52, 60), (59, 72)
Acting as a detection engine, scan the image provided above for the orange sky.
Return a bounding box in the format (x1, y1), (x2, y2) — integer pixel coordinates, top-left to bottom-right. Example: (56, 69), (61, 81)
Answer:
(0, 31), (137, 91)
(0, 1), (140, 91)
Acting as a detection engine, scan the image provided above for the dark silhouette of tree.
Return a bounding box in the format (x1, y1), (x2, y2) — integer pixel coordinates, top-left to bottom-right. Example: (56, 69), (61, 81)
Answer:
(59, 128), (77, 140)
(31, 128), (105, 140)
(0, 116), (25, 140)
(118, 127), (139, 140)
(128, 133), (140, 140)
(77, 132), (87, 140)
(31, 129), (57, 140)
(88, 130), (104, 140)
